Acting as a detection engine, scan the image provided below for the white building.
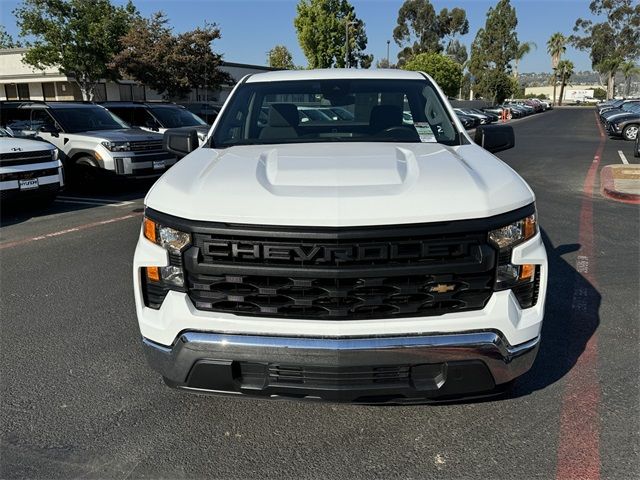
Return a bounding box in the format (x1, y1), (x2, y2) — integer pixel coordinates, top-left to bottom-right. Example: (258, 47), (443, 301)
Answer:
(0, 48), (275, 103)
(524, 84), (603, 103)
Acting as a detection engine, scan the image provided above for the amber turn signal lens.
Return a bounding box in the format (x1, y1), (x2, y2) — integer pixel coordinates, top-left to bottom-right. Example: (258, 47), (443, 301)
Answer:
(524, 215), (536, 239)
(143, 217), (157, 243)
(520, 264), (535, 281)
(145, 266), (160, 282)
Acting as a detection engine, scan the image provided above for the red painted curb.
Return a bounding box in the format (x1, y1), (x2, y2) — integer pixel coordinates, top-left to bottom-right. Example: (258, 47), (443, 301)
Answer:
(600, 165), (640, 205)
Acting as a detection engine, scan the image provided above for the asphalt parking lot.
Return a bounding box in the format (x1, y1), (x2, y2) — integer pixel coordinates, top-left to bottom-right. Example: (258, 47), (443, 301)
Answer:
(1, 108), (638, 479)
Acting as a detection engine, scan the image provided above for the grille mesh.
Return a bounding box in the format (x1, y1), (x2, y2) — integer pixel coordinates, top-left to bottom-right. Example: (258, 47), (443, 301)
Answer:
(185, 226), (496, 320)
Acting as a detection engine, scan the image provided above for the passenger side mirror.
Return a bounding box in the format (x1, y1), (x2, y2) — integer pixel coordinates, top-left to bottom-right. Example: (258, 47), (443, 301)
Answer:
(474, 125), (515, 153)
(163, 128), (199, 159)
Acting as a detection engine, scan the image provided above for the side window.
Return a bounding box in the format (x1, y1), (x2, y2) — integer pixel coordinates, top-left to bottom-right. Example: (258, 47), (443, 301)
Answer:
(31, 109), (56, 131)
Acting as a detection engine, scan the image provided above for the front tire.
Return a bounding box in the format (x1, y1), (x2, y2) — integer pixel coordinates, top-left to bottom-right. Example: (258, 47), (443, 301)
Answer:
(622, 124), (639, 141)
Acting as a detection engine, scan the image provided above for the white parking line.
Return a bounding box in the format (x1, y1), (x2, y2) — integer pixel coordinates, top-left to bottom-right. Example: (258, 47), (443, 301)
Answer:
(55, 196), (135, 207)
(618, 150), (629, 164)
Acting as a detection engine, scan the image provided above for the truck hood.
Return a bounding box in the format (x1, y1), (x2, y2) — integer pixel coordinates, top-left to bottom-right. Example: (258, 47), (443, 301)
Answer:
(0, 137), (56, 154)
(146, 142), (534, 227)
(76, 129), (163, 142)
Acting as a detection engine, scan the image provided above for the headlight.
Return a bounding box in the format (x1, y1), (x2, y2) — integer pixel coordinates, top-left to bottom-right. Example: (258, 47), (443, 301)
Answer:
(101, 141), (132, 152)
(489, 212), (539, 307)
(489, 214), (536, 249)
(141, 216), (191, 293)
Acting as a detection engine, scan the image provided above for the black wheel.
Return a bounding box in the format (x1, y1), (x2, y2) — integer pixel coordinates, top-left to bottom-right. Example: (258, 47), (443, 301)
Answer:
(622, 124), (639, 141)
(68, 155), (101, 186)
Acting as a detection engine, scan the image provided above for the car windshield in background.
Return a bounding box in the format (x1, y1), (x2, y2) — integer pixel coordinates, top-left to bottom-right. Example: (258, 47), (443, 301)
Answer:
(0, 127), (12, 137)
(212, 79), (460, 148)
(52, 107), (129, 133)
(151, 107), (206, 128)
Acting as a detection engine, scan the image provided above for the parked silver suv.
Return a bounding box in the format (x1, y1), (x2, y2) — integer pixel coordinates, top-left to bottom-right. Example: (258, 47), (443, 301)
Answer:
(0, 101), (177, 179)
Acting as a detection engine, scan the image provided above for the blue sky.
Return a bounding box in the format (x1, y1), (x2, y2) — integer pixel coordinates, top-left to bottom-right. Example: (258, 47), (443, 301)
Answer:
(1, 0), (596, 72)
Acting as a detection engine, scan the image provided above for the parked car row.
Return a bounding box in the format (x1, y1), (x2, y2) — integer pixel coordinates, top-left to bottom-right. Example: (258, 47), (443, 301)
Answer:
(597, 98), (640, 141)
(0, 100), (215, 205)
(453, 98), (551, 130)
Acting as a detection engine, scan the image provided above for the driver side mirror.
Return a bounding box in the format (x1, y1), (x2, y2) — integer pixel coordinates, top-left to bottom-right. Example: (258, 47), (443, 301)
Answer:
(163, 128), (199, 159)
(474, 125), (515, 153)
(144, 119), (160, 131)
(39, 124), (60, 137)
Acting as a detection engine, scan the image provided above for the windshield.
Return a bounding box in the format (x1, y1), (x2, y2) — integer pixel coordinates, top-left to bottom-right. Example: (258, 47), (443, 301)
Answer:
(212, 79), (460, 148)
(151, 106), (206, 128)
(51, 107), (129, 133)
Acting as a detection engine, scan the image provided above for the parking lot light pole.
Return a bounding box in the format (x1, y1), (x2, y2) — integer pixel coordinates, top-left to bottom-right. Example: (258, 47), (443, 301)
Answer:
(345, 20), (356, 68)
(387, 40), (390, 68)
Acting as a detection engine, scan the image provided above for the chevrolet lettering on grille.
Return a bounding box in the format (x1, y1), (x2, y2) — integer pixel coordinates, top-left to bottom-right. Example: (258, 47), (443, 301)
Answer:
(202, 240), (469, 264)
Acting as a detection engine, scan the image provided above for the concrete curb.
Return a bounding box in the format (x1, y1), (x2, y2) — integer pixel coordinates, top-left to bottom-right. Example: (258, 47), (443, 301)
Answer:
(600, 165), (640, 204)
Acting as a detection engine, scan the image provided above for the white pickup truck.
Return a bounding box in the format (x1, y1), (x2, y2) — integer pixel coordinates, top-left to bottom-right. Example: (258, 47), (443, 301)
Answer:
(134, 69), (547, 403)
(0, 127), (63, 204)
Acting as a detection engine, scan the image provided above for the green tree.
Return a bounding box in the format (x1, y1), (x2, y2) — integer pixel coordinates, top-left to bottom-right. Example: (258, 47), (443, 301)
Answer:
(393, 1), (469, 65)
(468, 0), (519, 103)
(0, 25), (21, 48)
(513, 41), (536, 79)
(294, 0), (369, 68)
(14, 0), (137, 100)
(445, 39), (467, 65)
(592, 87), (607, 100)
(112, 12), (230, 100)
(268, 45), (295, 69)
(402, 52), (462, 97)
(620, 61), (639, 96)
(546, 32), (566, 104)
(555, 60), (574, 106)
(571, 0), (640, 99)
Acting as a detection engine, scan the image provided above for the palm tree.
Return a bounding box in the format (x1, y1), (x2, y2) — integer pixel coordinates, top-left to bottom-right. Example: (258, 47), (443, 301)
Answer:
(513, 41), (536, 79)
(597, 57), (623, 99)
(555, 60), (574, 106)
(547, 33), (566, 104)
(620, 61), (640, 97)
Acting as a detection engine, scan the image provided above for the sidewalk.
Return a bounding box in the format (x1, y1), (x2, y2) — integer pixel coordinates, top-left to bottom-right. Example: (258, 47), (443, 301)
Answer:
(600, 164), (640, 204)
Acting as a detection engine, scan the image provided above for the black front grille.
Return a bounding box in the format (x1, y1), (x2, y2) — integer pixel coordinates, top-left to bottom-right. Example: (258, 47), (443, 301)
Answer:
(129, 140), (163, 151)
(179, 220), (499, 320)
(0, 167), (59, 182)
(187, 271), (494, 319)
(146, 205), (539, 320)
(0, 149), (53, 166)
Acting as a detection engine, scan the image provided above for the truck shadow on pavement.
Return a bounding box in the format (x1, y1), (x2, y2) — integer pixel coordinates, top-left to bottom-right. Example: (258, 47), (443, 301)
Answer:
(509, 229), (600, 399)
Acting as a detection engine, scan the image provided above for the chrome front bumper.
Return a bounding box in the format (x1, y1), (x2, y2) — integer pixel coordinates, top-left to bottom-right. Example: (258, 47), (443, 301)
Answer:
(143, 331), (540, 402)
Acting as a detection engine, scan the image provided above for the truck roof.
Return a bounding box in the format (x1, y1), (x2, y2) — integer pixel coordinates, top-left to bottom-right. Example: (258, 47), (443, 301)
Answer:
(245, 68), (425, 83)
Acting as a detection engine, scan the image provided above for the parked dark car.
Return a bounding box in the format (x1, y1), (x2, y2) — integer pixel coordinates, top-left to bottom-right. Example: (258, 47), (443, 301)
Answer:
(607, 113), (640, 141)
(455, 112), (480, 129)
(600, 100), (640, 123)
(100, 102), (210, 141)
(179, 102), (221, 124)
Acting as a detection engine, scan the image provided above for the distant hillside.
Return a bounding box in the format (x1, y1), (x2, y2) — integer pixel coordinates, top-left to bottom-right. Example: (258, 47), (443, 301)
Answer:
(519, 71), (603, 87)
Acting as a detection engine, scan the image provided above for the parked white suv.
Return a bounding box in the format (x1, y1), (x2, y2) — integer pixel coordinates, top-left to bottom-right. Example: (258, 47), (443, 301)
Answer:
(1, 102), (177, 179)
(134, 70), (547, 402)
(0, 127), (63, 204)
